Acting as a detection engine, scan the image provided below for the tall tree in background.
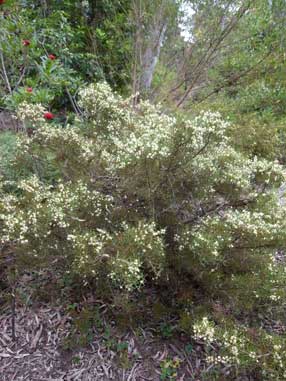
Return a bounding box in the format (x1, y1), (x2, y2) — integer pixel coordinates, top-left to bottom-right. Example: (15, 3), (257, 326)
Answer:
(148, 0), (285, 116)
(150, 0), (252, 106)
(131, 0), (180, 99)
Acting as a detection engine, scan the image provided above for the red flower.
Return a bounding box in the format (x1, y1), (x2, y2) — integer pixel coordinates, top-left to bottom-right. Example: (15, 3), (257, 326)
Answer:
(44, 112), (54, 120)
(0, 0), (5, 4)
(22, 39), (30, 46)
(26, 87), (33, 93)
(48, 54), (56, 60)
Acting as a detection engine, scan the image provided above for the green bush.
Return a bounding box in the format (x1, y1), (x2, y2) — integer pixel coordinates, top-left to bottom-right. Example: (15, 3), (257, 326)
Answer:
(0, 1), (131, 112)
(1, 83), (286, 378)
(0, 131), (17, 179)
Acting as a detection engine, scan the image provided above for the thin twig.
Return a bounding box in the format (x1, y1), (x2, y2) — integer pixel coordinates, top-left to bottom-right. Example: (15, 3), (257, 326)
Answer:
(0, 50), (12, 94)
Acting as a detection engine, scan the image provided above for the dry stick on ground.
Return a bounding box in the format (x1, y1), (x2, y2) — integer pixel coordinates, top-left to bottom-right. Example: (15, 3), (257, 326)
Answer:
(11, 284), (16, 342)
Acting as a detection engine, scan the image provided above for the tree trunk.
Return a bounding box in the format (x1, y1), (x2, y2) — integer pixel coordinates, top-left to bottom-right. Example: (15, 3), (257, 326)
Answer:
(140, 22), (167, 92)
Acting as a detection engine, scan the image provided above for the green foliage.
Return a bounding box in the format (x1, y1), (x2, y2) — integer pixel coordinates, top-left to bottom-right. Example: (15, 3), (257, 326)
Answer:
(160, 357), (181, 380)
(2, 82), (286, 378)
(63, 305), (103, 349)
(0, 0), (132, 114)
(0, 131), (16, 178)
(159, 322), (174, 339)
(190, 0), (286, 160)
(1, 2), (286, 379)
(193, 316), (286, 380)
(0, 9), (81, 110)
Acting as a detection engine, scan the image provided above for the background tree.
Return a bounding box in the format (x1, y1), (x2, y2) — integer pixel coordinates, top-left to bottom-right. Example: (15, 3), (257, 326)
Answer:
(131, 0), (180, 100)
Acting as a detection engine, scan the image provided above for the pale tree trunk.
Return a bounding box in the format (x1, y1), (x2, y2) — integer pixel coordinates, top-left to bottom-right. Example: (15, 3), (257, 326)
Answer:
(132, 0), (142, 104)
(140, 22), (167, 92)
(40, 0), (48, 17)
(132, 0), (170, 99)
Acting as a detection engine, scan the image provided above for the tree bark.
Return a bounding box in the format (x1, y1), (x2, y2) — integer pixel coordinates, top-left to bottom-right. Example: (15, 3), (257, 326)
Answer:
(140, 22), (167, 92)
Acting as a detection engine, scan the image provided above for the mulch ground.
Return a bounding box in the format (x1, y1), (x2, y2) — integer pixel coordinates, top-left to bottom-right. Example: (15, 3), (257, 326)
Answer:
(0, 301), (206, 381)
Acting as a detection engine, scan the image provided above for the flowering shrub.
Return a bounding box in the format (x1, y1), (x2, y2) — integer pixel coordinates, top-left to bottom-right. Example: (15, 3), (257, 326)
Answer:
(0, 175), (165, 292)
(0, 8), (85, 113)
(0, 2), (132, 114)
(16, 102), (46, 129)
(1, 82), (286, 378)
(43, 112), (55, 120)
(48, 54), (56, 60)
(193, 316), (286, 380)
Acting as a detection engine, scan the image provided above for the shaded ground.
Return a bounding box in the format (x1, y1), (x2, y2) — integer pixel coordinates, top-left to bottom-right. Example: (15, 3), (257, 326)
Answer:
(0, 111), (22, 132)
(0, 301), (205, 380)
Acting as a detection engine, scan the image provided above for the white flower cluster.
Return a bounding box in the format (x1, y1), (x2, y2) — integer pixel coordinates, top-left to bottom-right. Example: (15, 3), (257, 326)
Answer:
(194, 317), (286, 376)
(68, 229), (112, 275)
(109, 257), (144, 292)
(177, 221), (232, 263)
(254, 157), (284, 185)
(177, 206), (286, 263)
(1, 207), (28, 245)
(206, 354), (233, 365)
(191, 144), (284, 196)
(220, 330), (248, 365)
(78, 82), (176, 170)
(16, 101), (46, 128)
(224, 209), (286, 243)
(272, 343), (284, 369)
(45, 181), (112, 228)
(194, 319), (250, 366)
(32, 124), (95, 162)
(177, 111), (284, 197)
(105, 102), (176, 170)
(189, 111), (230, 152)
(0, 178), (113, 245)
(67, 221), (165, 290)
(125, 221), (166, 275)
(0, 177), (43, 244)
(78, 82), (131, 127)
(193, 317), (215, 343)
(108, 222), (165, 290)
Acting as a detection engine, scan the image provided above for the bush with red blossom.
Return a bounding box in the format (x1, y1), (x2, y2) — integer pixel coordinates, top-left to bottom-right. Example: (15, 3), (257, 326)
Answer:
(22, 39), (30, 46)
(44, 111), (55, 120)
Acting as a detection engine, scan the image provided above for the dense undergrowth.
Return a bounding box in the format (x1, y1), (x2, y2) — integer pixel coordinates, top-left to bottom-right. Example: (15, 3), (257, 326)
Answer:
(1, 1), (286, 380)
(1, 82), (286, 380)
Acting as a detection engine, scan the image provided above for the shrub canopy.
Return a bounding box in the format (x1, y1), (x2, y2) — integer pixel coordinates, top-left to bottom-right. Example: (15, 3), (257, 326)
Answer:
(1, 82), (286, 379)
